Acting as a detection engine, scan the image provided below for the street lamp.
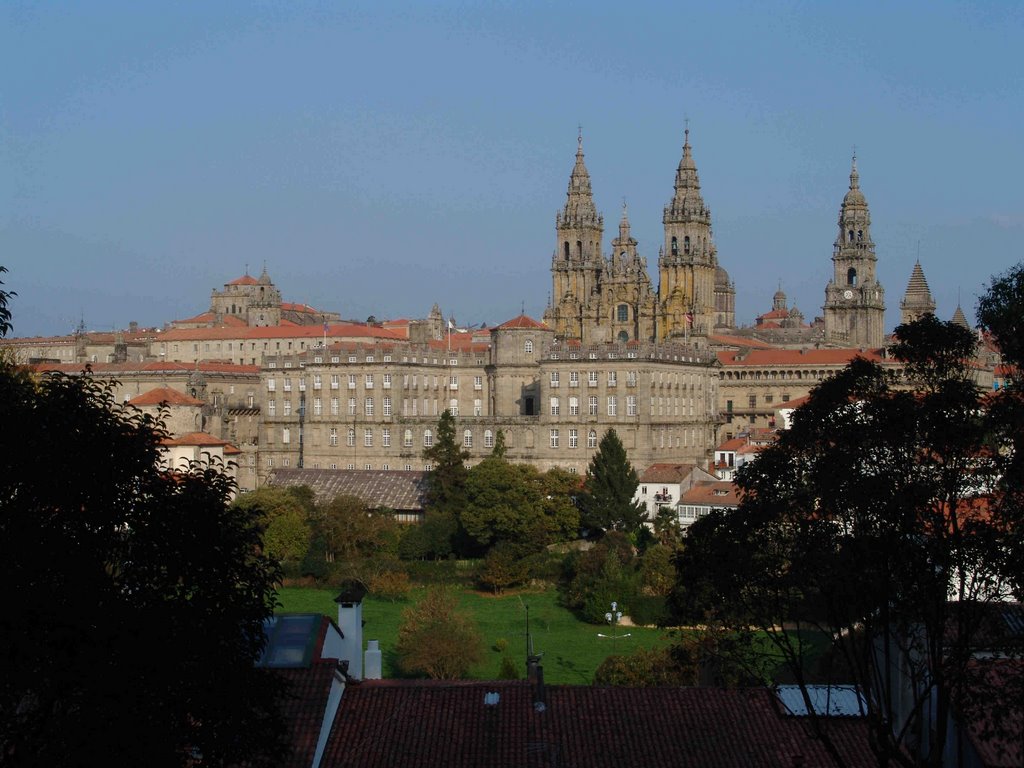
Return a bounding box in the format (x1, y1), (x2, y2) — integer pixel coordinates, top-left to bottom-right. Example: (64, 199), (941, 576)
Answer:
(597, 601), (632, 640)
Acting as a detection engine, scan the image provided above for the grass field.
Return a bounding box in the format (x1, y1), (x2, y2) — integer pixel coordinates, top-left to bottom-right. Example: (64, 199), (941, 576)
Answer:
(276, 586), (674, 684)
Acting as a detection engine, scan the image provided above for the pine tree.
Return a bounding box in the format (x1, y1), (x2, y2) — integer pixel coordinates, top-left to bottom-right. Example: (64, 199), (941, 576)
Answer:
(423, 409), (469, 516)
(578, 429), (646, 535)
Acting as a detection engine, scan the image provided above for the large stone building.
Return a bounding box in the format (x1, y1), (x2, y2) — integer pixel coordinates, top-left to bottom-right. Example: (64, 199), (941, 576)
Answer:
(543, 130), (735, 345)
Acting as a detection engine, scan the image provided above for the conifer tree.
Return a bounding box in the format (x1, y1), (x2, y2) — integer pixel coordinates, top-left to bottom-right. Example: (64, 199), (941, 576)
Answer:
(577, 429), (646, 535)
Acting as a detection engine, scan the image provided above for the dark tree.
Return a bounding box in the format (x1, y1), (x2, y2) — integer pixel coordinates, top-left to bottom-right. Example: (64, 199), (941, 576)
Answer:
(423, 409), (469, 516)
(0, 362), (285, 766)
(671, 317), (1021, 768)
(0, 265), (14, 338)
(978, 262), (1024, 372)
(577, 429), (646, 535)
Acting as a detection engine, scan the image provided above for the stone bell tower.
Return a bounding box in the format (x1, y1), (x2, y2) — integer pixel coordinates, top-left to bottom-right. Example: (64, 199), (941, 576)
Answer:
(823, 154), (886, 348)
(545, 131), (605, 341)
(658, 128), (718, 342)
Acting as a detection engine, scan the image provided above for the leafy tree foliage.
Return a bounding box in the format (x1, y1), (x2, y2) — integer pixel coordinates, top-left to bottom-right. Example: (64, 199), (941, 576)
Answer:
(0, 364), (284, 766)
(395, 587), (483, 679)
(563, 532), (640, 624)
(491, 428), (507, 459)
(462, 458), (545, 548)
(233, 487), (313, 564)
(0, 265), (14, 338)
(671, 317), (1021, 768)
(577, 429), (646, 535)
(978, 262), (1024, 372)
(477, 542), (530, 594)
(313, 494), (399, 562)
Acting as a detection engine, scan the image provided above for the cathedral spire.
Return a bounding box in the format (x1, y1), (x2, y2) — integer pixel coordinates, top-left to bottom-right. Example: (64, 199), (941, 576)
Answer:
(619, 199), (631, 240)
(849, 151), (860, 191)
(559, 129), (600, 229)
(900, 259), (936, 324)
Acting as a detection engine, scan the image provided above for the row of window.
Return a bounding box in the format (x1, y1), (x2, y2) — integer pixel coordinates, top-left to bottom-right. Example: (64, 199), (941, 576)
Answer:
(549, 395), (638, 417)
(266, 373), (486, 392)
(549, 371), (638, 388)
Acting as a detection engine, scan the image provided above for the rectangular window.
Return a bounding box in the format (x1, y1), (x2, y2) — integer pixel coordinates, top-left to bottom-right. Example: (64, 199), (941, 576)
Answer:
(550, 429), (559, 448)
(331, 397), (339, 415)
(383, 396), (392, 417)
(748, 394), (757, 408)
(588, 396), (598, 415)
(365, 374), (374, 389)
(282, 427), (290, 444)
(348, 374), (357, 389)
(607, 396), (617, 416)
(364, 428), (373, 447)
(298, 378), (306, 392)
(283, 378), (292, 392)
(474, 376), (483, 390)
(569, 428), (578, 448)
(569, 371), (579, 387)
(627, 395), (637, 416)
(331, 374), (340, 389)
(329, 428), (338, 446)
(347, 428), (355, 447)
(569, 396), (579, 416)
(627, 371), (637, 387)
(267, 378), (276, 392)
(268, 399), (276, 417)
(782, 393), (790, 402)
(404, 430), (413, 448)
(765, 394), (774, 404)
(348, 397), (357, 415)
(474, 399), (482, 416)
(313, 397), (322, 416)
(313, 374), (322, 390)
(550, 397), (560, 416)
(283, 400), (292, 417)
(607, 371), (617, 387)
(449, 376), (458, 391)
(382, 428), (391, 447)
(365, 398), (374, 417)
(550, 372), (560, 387)
(588, 371), (598, 387)
(383, 374), (392, 389)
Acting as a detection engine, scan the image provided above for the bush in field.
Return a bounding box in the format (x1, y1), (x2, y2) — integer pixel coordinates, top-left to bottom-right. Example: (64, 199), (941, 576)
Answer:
(395, 587), (483, 679)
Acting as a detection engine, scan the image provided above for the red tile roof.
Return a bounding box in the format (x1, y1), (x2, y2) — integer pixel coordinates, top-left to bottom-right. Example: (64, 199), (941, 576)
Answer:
(158, 324), (405, 342)
(718, 348), (886, 367)
(129, 387), (204, 407)
(495, 315), (550, 330)
(161, 432), (237, 451)
(321, 682), (876, 768)
(681, 481), (742, 508)
(708, 334), (776, 349)
(276, 660), (341, 768)
(639, 463), (699, 484)
(716, 437), (747, 452)
(228, 274), (259, 285)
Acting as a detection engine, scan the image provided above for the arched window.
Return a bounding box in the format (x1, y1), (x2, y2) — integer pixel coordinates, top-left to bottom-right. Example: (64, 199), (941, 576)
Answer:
(617, 331), (629, 342)
(587, 430), (598, 448)
(671, 236), (678, 256)
(524, 339), (534, 354)
(484, 429), (494, 448)
(848, 230), (855, 242)
(564, 241), (570, 259)
(423, 429), (433, 447)
(847, 268), (858, 286)
(857, 229), (863, 242)
(684, 235), (691, 254)
(617, 304), (629, 322)
(463, 429), (472, 448)
(576, 240), (583, 258)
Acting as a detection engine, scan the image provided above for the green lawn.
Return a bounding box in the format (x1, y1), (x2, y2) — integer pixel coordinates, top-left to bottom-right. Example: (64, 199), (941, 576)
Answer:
(276, 586), (673, 684)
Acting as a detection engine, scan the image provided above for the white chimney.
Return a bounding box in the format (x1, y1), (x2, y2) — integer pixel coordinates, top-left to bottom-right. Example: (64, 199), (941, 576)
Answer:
(364, 639), (382, 680)
(333, 582), (367, 679)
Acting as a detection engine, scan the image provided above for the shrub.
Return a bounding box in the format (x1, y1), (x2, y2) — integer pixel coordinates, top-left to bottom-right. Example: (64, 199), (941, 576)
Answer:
(368, 570), (412, 602)
(395, 587), (483, 679)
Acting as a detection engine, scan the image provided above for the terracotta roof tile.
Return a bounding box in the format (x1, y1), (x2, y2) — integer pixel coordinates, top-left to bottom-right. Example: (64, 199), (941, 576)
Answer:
(129, 387), (205, 407)
(321, 682), (876, 768)
(228, 274), (259, 285)
(718, 348), (886, 367)
(639, 463), (699, 484)
(275, 660), (340, 768)
(495, 315), (550, 330)
(680, 481), (742, 507)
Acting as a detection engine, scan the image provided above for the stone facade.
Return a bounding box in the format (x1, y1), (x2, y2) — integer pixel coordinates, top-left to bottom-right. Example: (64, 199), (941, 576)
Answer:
(544, 130), (735, 346)
(256, 325), (721, 485)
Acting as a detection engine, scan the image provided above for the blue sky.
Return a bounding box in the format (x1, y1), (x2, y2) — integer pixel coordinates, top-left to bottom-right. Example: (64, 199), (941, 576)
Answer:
(2, 1), (1021, 337)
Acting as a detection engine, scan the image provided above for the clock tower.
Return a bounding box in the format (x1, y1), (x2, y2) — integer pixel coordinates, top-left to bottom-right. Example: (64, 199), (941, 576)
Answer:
(823, 154), (886, 348)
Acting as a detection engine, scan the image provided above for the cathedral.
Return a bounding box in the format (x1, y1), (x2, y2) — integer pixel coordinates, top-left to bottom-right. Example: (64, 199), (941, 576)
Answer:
(543, 129), (736, 345)
(543, 129), (895, 352)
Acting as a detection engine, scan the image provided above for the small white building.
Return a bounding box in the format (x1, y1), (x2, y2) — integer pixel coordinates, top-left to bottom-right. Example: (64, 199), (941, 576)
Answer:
(634, 463), (716, 521)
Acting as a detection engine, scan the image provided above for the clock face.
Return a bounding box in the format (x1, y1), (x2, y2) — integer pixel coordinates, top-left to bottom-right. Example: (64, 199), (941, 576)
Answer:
(843, 289), (854, 299)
